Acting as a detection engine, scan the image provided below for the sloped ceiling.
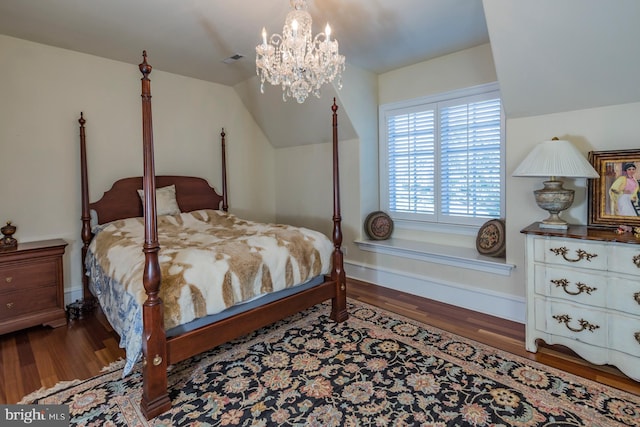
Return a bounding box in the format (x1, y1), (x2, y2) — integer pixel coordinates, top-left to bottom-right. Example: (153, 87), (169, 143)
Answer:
(483, 0), (640, 118)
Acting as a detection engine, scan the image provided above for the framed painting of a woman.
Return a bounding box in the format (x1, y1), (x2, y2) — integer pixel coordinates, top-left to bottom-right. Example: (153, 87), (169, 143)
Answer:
(588, 149), (640, 228)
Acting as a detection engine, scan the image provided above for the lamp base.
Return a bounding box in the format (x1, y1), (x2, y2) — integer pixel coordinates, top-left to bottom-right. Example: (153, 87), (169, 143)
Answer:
(533, 180), (574, 229)
(539, 220), (569, 230)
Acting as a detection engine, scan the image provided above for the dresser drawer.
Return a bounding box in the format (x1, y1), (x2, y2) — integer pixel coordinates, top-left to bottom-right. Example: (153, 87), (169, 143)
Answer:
(534, 264), (606, 307)
(608, 244), (640, 276)
(608, 312), (640, 357)
(0, 286), (58, 322)
(534, 298), (606, 347)
(0, 259), (57, 293)
(534, 238), (607, 271)
(607, 277), (640, 316)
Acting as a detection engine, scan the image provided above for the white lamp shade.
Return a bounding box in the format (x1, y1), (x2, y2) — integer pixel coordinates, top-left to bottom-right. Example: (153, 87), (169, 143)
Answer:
(512, 139), (599, 178)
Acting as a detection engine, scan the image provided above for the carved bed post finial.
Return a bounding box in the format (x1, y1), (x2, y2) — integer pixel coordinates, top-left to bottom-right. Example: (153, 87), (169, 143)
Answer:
(221, 128), (228, 212)
(330, 98), (347, 322)
(140, 50), (152, 78)
(138, 50), (171, 419)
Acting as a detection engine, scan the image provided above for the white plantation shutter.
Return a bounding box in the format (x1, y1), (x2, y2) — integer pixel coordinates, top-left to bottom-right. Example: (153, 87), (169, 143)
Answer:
(440, 96), (503, 220)
(381, 84), (504, 227)
(387, 108), (435, 216)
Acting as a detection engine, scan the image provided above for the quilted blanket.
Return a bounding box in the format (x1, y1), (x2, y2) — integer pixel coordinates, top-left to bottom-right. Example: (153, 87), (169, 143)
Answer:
(86, 209), (333, 375)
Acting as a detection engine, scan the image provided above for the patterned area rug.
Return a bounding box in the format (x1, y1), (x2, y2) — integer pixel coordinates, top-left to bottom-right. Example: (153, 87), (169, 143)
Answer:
(21, 300), (639, 426)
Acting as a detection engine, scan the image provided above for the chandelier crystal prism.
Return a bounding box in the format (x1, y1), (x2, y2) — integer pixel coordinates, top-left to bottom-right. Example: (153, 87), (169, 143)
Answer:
(256, 0), (345, 103)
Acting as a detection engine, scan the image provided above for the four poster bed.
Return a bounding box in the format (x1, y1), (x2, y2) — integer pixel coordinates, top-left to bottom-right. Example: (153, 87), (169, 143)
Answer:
(79, 51), (348, 419)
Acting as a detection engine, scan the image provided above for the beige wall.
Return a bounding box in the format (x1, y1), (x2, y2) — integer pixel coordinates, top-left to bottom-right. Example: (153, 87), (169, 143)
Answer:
(0, 35), (275, 301)
(273, 44), (525, 319)
(273, 42), (640, 321)
(273, 63), (378, 262)
(379, 43), (498, 105)
(364, 44), (520, 300)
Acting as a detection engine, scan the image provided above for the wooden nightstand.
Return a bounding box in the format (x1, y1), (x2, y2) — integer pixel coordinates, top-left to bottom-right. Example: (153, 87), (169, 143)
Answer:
(0, 239), (68, 334)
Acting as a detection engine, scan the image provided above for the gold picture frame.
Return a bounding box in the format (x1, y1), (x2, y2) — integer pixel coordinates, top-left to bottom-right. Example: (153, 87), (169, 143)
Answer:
(588, 149), (640, 228)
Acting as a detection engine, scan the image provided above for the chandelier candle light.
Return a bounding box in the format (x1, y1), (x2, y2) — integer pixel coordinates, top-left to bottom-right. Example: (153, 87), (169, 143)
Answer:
(513, 137), (600, 229)
(256, 0), (345, 103)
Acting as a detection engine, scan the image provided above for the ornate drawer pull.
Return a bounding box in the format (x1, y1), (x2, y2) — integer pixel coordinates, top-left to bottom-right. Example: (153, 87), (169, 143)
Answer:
(635, 292), (640, 305)
(635, 332), (640, 345)
(552, 314), (600, 333)
(5, 276), (12, 283)
(549, 247), (598, 263)
(550, 279), (597, 296)
(6, 302), (14, 309)
(633, 254), (640, 268)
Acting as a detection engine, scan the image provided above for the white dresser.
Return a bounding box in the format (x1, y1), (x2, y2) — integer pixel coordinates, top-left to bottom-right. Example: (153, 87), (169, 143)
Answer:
(522, 223), (640, 381)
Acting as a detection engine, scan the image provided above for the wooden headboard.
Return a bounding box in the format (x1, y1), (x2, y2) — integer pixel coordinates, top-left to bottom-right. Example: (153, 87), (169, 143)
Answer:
(89, 175), (226, 225)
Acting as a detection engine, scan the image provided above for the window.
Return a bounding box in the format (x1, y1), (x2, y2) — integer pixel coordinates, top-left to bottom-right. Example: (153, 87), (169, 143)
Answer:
(379, 83), (504, 228)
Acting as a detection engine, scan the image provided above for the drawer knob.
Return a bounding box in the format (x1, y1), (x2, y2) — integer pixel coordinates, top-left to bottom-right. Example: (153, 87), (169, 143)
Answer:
(552, 314), (600, 333)
(551, 279), (597, 296)
(634, 292), (640, 305)
(633, 254), (640, 268)
(635, 332), (640, 345)
(549, 247), (598, 263)
(5, 276), (12, 283)
(6, 302), (13, 309)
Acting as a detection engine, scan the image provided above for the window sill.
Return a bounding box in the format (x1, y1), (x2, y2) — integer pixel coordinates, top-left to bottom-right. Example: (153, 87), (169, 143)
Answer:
(354, 238), (515, 276)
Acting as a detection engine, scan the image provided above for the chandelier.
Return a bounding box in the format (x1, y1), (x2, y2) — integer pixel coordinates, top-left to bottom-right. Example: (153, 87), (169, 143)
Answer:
(256, 0), (345, 103)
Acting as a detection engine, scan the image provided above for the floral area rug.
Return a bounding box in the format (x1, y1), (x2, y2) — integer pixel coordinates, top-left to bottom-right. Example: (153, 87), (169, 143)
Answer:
(21, 300), (639, 426)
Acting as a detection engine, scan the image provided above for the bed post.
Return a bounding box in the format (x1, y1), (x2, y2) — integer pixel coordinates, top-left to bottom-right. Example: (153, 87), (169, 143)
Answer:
(74, 112), (97, 318)
(330, 99), (348, 322)
(79, 113), (92, 301)
(138, 51), (171, 420)
(221, 128), (228, 212)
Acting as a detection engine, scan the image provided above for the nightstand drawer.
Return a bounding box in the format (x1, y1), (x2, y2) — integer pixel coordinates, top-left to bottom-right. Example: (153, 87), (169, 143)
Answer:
(0, 260), (57, 293)
(0, 286), (58, 321)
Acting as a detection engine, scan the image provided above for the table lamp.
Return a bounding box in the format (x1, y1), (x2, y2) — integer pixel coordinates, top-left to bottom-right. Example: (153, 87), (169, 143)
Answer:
(513, 137), (599, 229)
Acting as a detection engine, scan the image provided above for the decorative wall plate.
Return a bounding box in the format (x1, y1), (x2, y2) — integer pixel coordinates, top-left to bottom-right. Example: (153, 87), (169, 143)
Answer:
(476, 218), (506, 257)
(364, 211), (393, 240)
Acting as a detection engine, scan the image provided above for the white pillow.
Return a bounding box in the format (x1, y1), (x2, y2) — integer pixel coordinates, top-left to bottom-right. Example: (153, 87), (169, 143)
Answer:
(137, 184), (181, 216)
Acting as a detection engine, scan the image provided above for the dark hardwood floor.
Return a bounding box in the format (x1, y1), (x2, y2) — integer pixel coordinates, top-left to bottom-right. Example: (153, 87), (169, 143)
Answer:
(1, 279), (638, 404)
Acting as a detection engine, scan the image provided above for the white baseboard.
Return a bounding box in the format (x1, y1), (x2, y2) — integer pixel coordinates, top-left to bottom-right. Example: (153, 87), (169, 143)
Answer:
(345, 259), (525, 324)
(66, 263), (526, 323)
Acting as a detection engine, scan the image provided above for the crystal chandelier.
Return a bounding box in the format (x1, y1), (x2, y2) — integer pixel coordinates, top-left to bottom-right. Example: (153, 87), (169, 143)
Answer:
(256, 0), (345, 103)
